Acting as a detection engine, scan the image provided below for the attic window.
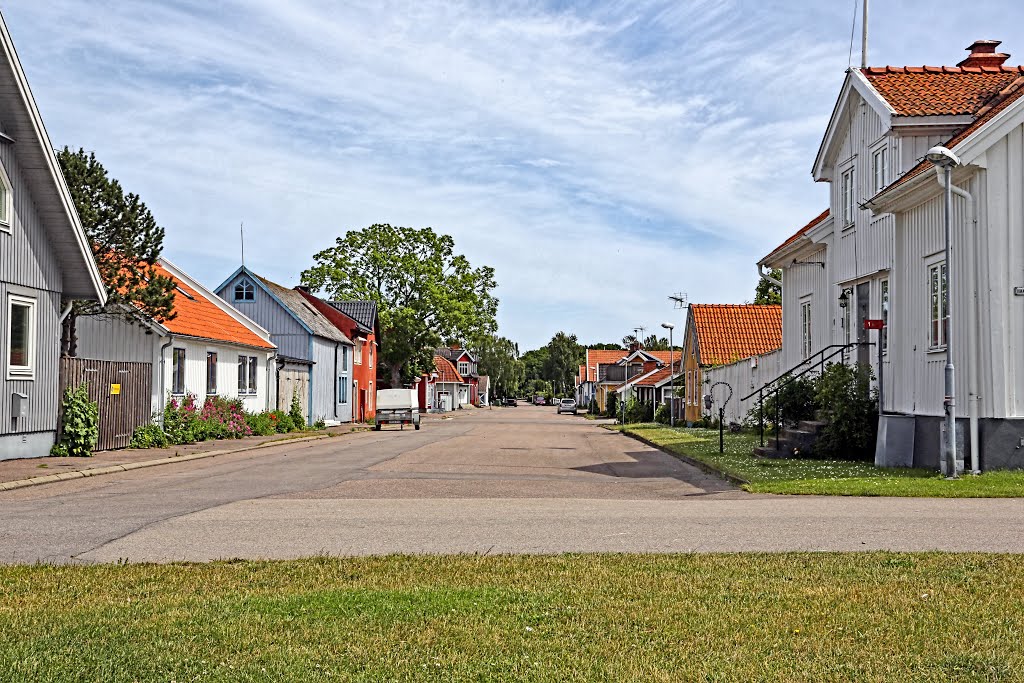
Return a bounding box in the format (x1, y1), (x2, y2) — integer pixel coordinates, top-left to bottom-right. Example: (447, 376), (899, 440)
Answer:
(234, 278), (255, 301)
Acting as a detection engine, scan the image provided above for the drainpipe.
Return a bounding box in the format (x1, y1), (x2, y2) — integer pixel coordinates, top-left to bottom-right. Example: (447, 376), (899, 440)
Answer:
(266, 352), (277, 412)
(59, 303), (73, 323)
(333, 342), (339, 421)
(935, 167), (980, 474)
(158, 336), (174, 425)
(757, 264), (782, 288)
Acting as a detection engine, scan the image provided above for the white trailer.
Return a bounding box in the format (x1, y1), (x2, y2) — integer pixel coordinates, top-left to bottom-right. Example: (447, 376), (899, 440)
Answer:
(375, 389), (421, 430)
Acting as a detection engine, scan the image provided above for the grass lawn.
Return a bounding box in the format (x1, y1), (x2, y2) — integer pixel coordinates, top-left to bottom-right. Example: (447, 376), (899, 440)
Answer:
(615, 423), (1024, 497)
(2, 554), (1023, 682)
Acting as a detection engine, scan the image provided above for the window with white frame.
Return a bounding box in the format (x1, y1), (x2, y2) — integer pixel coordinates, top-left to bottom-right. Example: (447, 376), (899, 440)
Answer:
(843, 294), (852, 345)
(458, 361), (470, 376)
(171, 348), (186, 394)
(338, 375), (349, 404)
(800, 300), (813, 359)
(0, 162), (12, 232)
(206, 351), (218, 395)
(369, 343), (373, 369)
(237, 355), (257, 394)
(840, 166), (855, 226)
(928, 262), (948, 350)
(872, 147), (888, 194)
(881, 279), (890, 353)
(7, 295), (35, 379)
(233, 278), (255, 301)
(354, 339), (362, 364)
(341, 345), (349, 372)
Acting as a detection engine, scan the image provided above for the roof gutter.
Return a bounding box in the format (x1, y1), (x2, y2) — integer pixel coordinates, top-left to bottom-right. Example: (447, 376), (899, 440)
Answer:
(757, 264), (782, 288)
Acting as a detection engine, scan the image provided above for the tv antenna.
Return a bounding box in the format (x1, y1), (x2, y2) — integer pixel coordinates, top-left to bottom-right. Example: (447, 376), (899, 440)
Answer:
(669, 292), (688, 310)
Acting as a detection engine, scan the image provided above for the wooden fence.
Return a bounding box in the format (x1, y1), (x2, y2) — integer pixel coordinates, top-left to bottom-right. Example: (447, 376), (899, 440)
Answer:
(60, 358), (153, 451)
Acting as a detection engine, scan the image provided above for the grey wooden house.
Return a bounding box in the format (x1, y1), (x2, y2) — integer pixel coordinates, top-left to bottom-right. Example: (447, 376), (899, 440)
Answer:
(0, 15), (106, 459)
(216, 266), (354, 424)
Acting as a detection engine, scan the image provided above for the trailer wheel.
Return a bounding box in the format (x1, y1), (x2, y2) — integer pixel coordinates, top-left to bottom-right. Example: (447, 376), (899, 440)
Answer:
(415, 423), (421, 430)
(375, 424), (382, 431)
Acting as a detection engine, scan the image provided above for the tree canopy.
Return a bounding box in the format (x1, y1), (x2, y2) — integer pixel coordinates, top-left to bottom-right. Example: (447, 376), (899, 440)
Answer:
(301, 224), (498, 386)
(754, 269), (782, 305)
(57, 147), (177, 356)
(473, 334), (525, 399)
(543, 331), (584, 395)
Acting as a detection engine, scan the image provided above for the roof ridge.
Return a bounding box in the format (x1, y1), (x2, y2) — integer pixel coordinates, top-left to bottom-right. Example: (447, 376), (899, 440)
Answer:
(863, 65), (1024, 75)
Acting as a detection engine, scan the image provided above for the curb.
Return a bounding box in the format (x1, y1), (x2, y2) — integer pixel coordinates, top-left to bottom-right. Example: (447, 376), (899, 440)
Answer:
(0, 432), (341, 493)
(608, 426), (750, 487)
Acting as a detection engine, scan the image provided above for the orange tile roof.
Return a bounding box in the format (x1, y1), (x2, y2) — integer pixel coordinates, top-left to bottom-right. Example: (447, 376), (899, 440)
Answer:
(862, 66), (1024, 117)
(633, 362), (684, 387)
(585, 349), (628, 369)
(690, 304), (781, 366)
(762, 209), (830, 263)
(155, 263), (273, 349)
(433, 355), (464, 383)
(873, 76), (1024, 201)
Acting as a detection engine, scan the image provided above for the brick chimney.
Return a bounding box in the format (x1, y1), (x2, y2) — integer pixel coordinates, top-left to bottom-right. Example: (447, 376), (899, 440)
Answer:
(958, 40), (1010, 68)
(628, 341), (641, 353)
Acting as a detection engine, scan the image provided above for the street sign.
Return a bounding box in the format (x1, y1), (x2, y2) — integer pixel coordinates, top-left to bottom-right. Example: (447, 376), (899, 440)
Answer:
(863, 319), (884, 330)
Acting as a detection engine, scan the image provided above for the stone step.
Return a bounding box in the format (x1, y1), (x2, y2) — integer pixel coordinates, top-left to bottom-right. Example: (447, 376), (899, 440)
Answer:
(797, 420), (828, 434)
(753, 445), (796, 459)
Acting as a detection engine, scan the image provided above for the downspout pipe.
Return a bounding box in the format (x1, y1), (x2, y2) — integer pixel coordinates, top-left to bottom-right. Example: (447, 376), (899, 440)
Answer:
(59, 303), (73, 323)
(158, 336), (174, 426)
(934, 167), (980, 474)
(758, 264), (782, 288)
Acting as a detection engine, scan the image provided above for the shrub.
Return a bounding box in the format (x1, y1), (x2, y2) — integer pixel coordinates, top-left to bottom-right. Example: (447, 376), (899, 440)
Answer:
(746, 373), (819, 432)
(654, 403), (670, 424)
(815, 362), (878, 461)
(52, 383), (99, 457)
(269, 409), (294, 433)
(162, 394), (204, 444)
(313, 416), (327, 430)
(606, 392), (618, 419)
(624, 399), (653, 424)
(200, 396), (252, 440)
(588, 398), (598, 415)
(246, 412), (277, 436)
(129, 423), (168, 449)
(289, 390), (306, 430)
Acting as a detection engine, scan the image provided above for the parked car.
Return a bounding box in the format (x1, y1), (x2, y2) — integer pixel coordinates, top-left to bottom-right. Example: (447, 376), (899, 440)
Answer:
(534, 396), (546, 406)
(557, 398), (578, 415)
(504, 397), (518, 407)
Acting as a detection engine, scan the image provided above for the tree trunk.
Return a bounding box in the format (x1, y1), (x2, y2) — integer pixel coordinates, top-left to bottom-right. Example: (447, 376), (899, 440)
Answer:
(390, 364), (402, 389)
(68, 313), (78, 358)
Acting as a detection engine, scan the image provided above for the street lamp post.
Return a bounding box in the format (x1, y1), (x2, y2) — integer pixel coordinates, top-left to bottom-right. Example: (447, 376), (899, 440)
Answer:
(926, 145), (961, 479)
(661, 322), (675, 427)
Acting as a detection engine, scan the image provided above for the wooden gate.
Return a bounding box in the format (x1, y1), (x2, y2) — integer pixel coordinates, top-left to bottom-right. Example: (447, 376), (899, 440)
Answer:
(60, 358), (153, 451)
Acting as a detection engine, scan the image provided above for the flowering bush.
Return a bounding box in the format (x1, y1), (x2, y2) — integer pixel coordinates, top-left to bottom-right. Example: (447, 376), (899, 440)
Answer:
(200, 396), (252, 440)
(162, 394), (206, 444)
(270, 409), (295, 433)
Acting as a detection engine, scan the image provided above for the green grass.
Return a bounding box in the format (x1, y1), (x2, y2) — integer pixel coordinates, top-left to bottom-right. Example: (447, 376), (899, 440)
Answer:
(2, 554), (1023, 681)
(615, 424), (1024, 497)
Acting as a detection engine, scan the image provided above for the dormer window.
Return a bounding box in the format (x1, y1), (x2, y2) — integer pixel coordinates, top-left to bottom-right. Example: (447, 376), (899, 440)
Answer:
(234, 278), (255, 301)
(458, 361), (470, 376)
(0, 162), (12, 232)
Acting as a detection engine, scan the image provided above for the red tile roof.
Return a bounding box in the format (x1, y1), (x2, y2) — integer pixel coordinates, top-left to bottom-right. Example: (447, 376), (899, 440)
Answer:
(156, 263), (273, 349)
(433, 355), (464, 383)
(762, 209), (830, 263)
(690, 304), (781, 366)
(585, 349), (628, 369)
(633, 362), (684, 387)
(862, 66), (1024, 117)
(873, 75), (1024, 201)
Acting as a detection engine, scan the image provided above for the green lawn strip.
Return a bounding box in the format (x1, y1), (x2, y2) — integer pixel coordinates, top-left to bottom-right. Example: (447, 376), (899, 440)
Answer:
(0, 554), (1022, 682)
(615, 424), (1024, 497)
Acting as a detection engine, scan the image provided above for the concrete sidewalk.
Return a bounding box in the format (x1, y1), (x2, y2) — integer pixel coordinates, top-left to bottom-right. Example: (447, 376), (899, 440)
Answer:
(0, 424), (369, 491)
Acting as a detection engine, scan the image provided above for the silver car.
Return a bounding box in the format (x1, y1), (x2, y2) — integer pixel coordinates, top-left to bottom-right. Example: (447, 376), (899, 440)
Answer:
(557, 398), (578, 415)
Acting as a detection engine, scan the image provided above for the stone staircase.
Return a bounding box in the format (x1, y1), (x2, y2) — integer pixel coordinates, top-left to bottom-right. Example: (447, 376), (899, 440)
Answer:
(753, 420), (828, 459)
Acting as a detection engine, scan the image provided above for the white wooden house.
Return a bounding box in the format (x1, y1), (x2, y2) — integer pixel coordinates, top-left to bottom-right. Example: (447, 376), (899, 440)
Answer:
(0, 14), (106, 459)
(760, 39), (1024, 470)
(75, 258), (277, 421)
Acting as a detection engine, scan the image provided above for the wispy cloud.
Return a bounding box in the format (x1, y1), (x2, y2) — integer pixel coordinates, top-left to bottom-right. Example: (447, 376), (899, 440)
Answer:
(6, 0), (1024, 347)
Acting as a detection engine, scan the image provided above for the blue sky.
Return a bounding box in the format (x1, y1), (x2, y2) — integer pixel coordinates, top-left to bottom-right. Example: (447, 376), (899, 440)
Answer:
(6, 0), (1024, 349)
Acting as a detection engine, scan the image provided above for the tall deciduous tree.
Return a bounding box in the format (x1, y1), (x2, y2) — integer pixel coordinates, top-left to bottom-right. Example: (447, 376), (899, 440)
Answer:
(474, 334), (525, 399)
(542, 331), (584, 395)
(642, 334), (671, 351)
(754, 269), (782, 305)
(302, 224), (498, 387)
(58, 148), (177, 356)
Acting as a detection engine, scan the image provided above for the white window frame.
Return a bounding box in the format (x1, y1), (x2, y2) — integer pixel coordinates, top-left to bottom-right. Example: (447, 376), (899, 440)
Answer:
(339, 375), (349, 404)
(871, 146), (888, 194)
(840, 166), (855, 227)
(800, 299), (812, 359)
(928, 261), (948, 351)
(842, 293), (852, 345)
(354, 338), (362, 365)
(206, 351), (218, 395)
(6, 294), (36, 380)
(458, 361), (470, 376)
(0, 162), (13, 233)
(369, 342), (374, 369)
(880, 278), (890, 353)
(171, 347), (186, 395)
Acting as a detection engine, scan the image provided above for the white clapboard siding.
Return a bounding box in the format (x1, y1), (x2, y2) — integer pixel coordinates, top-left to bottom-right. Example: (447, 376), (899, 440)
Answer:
(703, 349), (784, 425)
(780, 244), (832, 371)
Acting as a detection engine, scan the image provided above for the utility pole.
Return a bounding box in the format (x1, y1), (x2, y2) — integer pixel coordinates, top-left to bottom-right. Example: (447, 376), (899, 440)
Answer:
(861, 0), (869, 69)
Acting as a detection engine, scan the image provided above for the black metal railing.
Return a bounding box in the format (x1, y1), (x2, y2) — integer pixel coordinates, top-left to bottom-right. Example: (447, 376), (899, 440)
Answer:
(741, 342), (871, 450)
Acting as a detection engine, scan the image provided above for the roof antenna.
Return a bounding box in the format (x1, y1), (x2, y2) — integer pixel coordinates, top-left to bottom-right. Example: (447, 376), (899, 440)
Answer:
(240, 221), (245, 267)
(861, 0), (869, 69)
(669, 292), (688, 310)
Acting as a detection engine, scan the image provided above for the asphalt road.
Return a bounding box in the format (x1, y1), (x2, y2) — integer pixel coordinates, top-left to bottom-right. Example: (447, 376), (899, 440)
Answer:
(1, 407), (1022, 563)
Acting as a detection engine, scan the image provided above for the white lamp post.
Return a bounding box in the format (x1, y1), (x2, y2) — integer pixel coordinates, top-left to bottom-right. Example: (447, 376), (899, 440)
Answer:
(661, 322), (675, 427)
(926, 145), (961, 478)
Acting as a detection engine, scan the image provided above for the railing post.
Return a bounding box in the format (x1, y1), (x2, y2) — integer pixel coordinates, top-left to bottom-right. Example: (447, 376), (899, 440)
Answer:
(758, 388), (764, 447)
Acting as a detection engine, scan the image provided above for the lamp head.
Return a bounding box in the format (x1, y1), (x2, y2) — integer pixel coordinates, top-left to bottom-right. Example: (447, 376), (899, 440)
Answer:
(925, 145), (960, 169)
(660, 322), (674, 330)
